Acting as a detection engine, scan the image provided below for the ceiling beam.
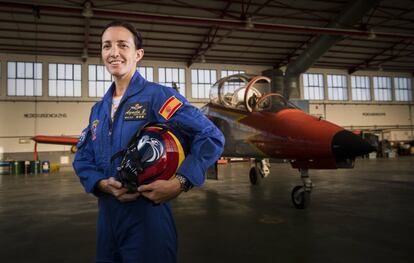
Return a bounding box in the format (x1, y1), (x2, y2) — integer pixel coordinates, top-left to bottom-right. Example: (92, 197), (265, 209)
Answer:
(1, 18), (412, 52)
(82, 18), (91, 62)
(369, 43), (414, 67)
(2, 27), (413, 60)
(347, 40), (407, 74)
(2, 2), (413, 39)
(186, 1), (233, 67)
(170, 0), (239, 20)
(1, 10), (413, 43)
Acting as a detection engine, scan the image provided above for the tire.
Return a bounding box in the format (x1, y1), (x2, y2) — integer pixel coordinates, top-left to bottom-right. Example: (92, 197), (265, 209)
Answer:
(249, 167), (262, 185)
(291, 185), (311, 209)
(70, 145), (77, 154)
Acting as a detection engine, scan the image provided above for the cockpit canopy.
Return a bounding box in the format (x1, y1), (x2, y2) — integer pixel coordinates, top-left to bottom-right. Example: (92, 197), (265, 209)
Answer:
(209, 74), (298, 113)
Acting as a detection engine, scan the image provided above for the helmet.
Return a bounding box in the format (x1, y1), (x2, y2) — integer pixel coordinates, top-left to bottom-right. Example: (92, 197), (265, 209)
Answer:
(116, 125), (186, 191)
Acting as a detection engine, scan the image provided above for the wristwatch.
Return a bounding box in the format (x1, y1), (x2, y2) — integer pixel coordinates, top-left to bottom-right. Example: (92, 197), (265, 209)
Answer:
(175, 174), (193, 192)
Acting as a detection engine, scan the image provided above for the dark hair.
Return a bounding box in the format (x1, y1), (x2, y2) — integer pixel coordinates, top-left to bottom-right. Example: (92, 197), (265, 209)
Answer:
(101, 20), (143, 49)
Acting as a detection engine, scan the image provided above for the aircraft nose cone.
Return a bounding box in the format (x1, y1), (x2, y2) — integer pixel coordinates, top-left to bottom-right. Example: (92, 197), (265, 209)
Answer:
(332, 130), (375, 158)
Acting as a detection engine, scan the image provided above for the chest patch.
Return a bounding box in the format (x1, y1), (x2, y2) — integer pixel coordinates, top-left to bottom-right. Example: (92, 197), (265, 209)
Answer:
(124, 102), (148, 120)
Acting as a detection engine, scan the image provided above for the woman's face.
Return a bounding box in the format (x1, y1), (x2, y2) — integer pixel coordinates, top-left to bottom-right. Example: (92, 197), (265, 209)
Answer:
(101, 26), (143, 78)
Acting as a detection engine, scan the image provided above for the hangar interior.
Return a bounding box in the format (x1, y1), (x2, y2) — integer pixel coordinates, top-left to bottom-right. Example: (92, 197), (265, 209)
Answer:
(0, 0), (413, 263)
(0, 0), (413, 165)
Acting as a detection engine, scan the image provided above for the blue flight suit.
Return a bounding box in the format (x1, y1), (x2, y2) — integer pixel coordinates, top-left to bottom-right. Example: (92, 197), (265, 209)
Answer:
(73, 71), (224, 263)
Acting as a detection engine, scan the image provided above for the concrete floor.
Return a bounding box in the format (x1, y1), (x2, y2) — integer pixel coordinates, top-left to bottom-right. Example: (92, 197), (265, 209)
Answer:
(0, 157), (413, 263)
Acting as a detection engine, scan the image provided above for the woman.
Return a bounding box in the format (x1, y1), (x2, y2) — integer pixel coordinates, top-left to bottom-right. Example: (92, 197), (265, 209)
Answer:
(73, 20), (224, 263)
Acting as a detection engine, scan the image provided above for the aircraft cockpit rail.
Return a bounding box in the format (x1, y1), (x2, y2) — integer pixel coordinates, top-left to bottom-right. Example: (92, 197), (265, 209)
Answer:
(209, 73), (298, 113)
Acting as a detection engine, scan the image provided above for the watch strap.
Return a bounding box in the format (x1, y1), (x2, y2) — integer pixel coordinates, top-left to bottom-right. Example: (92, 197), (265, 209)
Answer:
(175, 174), (193, 192)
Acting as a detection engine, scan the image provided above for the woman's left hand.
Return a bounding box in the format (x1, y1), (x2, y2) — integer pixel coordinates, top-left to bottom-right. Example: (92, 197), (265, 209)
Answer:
(137, 178), (182, 204)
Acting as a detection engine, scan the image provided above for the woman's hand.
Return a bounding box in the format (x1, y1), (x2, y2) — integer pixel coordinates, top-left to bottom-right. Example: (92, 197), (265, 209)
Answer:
(138, 178), (182, 204)
(97, 177), (140, 202)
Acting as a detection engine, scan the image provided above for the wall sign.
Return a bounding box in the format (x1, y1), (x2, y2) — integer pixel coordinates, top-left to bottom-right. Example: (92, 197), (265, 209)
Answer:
(24, 113), (68, 118)
(362, 113), (386, 116)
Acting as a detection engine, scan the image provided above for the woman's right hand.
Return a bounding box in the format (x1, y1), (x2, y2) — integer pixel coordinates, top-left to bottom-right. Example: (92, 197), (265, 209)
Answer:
(97, 177), (140, 202)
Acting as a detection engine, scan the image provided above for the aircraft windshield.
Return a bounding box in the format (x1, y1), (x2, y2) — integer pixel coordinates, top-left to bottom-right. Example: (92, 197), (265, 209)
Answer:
(210, 74), (251, 107)
(209, 73), (297, 113)
(253, 93), (299, 113)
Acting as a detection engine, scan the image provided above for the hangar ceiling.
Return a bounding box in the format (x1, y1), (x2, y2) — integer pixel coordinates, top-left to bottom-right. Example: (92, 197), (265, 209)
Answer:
(0, 0), (413, 73)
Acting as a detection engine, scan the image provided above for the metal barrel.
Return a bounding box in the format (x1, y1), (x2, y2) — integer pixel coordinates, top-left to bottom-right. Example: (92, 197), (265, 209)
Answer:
(41, 161), (50, 173)
(0, 161), (10, 175)
(10, 161), (24, 175)
(30, 160), (41, 174)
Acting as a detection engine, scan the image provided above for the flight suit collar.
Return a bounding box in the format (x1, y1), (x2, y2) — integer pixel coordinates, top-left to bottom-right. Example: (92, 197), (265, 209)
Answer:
(102, 70), (147, 118)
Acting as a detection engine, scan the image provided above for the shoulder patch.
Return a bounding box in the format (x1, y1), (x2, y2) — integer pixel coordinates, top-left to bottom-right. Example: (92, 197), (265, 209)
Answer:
(159, 96), (183, 120)
(76, 127), (90, 149)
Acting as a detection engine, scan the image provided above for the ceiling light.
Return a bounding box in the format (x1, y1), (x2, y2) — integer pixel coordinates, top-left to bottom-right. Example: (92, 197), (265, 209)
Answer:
(368, 29), (376, 40)
(201, 55), (206, 63)
(82, 1), (94, 18)
(245, 16), (254, 30)
(81, 48), (88, 60)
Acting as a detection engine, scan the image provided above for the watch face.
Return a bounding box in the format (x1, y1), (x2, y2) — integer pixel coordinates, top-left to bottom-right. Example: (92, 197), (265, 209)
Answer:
(176, 175), (191, 192)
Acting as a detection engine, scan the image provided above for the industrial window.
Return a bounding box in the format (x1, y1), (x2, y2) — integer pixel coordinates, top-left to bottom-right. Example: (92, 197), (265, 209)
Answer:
(137, 66), (154, 82)
(191, 69), (217, 99)
(49, 63), (81, 97)
(88, 65), (113, 97)
(394, 77), (412, 102)
(158, 67), (185, 97)
(220, 70), (246, 95)
(327, 74), (347, 100)
(221, 69), (245, 78)
(303, 73), (324, 100)
(7, 61), (42, 96)
(373, 76), (392, 101)
(351, 76), (371, 101)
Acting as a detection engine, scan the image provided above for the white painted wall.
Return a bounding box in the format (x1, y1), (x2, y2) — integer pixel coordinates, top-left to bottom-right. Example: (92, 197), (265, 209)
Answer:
(309, 104), (411, 127)
(383, 130), (414, 141)
(0, 101), (93, 153)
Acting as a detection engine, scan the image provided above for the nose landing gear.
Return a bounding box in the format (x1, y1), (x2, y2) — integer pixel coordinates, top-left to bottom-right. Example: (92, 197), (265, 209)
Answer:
(249, 158), (270, 185)
(291, 169), (313, 209)
(248, 160), (313, 209)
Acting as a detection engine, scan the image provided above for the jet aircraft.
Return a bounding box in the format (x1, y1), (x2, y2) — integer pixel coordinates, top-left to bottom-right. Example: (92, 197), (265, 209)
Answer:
(200, 74), (374, 209)
(32, 74), (374, 209)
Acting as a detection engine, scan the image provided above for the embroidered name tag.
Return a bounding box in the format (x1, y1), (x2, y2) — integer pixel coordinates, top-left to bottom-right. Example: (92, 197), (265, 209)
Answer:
(124, 102), (148, 120)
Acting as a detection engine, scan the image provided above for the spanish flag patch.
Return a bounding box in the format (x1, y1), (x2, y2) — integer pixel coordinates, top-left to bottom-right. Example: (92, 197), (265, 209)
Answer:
(159, 96), (183, 120)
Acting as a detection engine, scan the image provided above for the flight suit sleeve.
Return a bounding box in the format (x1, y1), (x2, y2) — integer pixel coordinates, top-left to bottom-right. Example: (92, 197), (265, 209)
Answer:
(72, 120), (106, 194)
(152, 86), (225, 187)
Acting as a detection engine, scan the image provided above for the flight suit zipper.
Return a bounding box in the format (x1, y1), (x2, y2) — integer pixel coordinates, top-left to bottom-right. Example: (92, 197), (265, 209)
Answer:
(108, 96), (129, 174)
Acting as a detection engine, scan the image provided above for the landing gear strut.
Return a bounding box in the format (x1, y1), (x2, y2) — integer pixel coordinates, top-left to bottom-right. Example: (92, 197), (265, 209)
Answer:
(249, 158), (270, 185)
(291, 169), (313, 209)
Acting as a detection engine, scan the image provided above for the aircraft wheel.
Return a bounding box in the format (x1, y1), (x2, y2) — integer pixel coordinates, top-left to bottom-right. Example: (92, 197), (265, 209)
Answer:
(291, 185), (310, 209)
(70, 145), (77, 153)
(249, 167), (262, 185)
